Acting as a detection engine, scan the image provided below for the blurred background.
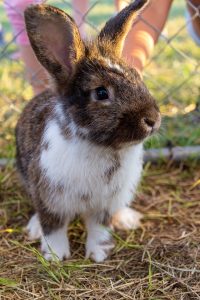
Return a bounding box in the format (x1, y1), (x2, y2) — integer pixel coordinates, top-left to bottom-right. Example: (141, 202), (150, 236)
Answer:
(0, 0), (199, 160)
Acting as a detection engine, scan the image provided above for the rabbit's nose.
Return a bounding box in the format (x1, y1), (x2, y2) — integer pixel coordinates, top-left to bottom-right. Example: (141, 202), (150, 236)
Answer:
(143, 114), (161, 132)
(143, 118), (155, 128)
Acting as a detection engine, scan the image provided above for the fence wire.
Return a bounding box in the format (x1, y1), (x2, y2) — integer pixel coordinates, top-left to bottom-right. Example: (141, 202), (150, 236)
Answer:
(0, 0), (200, 159)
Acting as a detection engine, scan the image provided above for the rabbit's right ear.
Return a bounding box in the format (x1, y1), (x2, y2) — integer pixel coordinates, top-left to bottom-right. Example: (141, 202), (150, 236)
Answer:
(24, 5), (85, 88)
(98, 0), (148, 57)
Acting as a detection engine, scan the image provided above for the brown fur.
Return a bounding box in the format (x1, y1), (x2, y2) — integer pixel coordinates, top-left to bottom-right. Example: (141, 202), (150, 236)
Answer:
(62, 48), (160, 148)
(98, 0), (149, 56)
(16, 0), (160, 237)
(24, 5), (85, 92)
(39, 205), (65, 235)
(80, 194), (91, 202)
(16, 90), (72, 230)
(16, 90), (54, 182)
(104, 154), (121, 183)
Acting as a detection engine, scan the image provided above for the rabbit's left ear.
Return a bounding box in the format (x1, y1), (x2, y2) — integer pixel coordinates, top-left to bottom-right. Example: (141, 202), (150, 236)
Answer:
(98, 0), (149, 57)
(24, 5), (85, 88)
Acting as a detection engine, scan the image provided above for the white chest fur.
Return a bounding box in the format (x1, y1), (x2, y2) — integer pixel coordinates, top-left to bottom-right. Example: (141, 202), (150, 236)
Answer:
(40, 119), (143, 217)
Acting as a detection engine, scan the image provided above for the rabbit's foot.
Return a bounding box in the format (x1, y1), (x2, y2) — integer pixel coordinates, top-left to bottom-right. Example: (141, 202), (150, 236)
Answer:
(41, 227), (70, 261)
(26, 214), (42, 240)
(111, 207), (143, 231)
(85, 226), (114, 262)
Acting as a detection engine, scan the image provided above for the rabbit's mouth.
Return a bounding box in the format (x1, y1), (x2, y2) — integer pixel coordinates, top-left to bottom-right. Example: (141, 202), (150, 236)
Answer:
(110, 110), (161, 146)
(84, 110), (161, 149)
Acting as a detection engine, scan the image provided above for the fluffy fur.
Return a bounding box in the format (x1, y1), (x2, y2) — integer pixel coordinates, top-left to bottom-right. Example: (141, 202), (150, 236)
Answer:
(16, 0), (161, 262)
(40, 115), (143, 217)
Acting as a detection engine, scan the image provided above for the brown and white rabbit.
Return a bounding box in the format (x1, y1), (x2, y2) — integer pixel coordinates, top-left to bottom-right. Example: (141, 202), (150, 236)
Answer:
(16, 0), (161, 262)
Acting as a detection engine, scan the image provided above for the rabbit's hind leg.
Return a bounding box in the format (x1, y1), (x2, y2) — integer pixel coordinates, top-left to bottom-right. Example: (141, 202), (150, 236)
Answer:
(26, 213), (42, 240)
(111, 207), (143, 231)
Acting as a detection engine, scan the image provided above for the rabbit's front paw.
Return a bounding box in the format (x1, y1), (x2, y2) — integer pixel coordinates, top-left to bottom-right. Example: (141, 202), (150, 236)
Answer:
(41, 227), (71, 261)
(26, 214), (42, 240)
(111, 207), (143, 231)
(86, 228), (114, 262)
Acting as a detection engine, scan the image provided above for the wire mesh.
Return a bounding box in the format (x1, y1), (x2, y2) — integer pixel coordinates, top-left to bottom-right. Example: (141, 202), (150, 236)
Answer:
(0, 0), (200, 159)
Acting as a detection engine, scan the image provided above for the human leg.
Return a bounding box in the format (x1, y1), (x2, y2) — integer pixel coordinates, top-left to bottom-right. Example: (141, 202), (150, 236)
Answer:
(4, 0), (47, 94)
(115, 0), (173, 73)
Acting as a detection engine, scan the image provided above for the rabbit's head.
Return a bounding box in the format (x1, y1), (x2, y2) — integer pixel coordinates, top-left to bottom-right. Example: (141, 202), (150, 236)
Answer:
(25, 0), (161, 148)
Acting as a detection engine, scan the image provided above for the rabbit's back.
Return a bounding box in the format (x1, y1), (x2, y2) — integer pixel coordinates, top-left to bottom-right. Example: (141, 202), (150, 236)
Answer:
(16, 90), (56, 186)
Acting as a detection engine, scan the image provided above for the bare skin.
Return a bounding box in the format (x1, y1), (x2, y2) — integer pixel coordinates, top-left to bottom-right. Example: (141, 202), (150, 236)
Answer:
(119, 0), (173, 73)
(187, 0), (200, 38)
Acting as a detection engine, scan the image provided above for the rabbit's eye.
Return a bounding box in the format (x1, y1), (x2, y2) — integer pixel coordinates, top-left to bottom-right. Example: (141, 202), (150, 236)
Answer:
(95, 86), (109, 101)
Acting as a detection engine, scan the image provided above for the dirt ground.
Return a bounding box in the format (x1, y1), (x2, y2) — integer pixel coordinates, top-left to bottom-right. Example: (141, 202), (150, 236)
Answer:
(0, 161), (200, 300)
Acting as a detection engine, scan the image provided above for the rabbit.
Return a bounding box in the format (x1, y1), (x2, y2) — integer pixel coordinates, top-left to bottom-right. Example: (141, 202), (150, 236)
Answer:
(16, 0), (161, 262)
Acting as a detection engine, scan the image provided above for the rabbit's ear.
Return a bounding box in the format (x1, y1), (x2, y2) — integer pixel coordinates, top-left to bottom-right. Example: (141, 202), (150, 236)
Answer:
(98, 0), (148, 57)
(24, 5), (85, 87)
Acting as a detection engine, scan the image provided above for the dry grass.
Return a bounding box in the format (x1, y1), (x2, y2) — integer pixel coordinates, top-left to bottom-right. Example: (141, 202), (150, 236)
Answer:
(0, 1), (200, 299)
(1, 162), (200, 299)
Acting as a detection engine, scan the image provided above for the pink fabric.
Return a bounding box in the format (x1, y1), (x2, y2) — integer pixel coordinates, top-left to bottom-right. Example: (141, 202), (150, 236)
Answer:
(4, 0), (43, 45)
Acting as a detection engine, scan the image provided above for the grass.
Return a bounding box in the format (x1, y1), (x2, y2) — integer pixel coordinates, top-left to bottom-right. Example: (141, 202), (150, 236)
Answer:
(0, 1), (200, 299)
(1, 162), (200, 299)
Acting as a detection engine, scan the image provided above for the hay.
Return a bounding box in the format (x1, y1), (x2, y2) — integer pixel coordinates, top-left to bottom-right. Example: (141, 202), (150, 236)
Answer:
(1, 162), (200, 299)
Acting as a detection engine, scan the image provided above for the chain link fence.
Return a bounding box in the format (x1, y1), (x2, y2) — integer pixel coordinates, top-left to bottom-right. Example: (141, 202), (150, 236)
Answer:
(0, 0), (200, 161)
